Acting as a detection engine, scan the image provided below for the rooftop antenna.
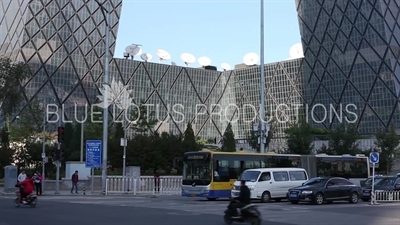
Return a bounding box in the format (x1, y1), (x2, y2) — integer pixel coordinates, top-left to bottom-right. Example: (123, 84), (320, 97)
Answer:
(243, 52), (259, 66)
(156, 49), (171, 63)
(171, 62), (177, 66)
(289, 43), (304, 59)
(180, 53), (196, 66)
(221, 63), (231, 71)
(140, 53), (153, 62)
(198, 56), (211, 68)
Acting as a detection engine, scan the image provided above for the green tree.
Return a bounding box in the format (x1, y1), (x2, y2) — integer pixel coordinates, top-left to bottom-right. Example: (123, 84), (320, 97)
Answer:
(129, 101), (158, 134)
(374, 126), (400, 174)
(84, 106), (103, 140)
(181, 122), (197, 152)
(221, 123), (236, 152)
(196, 137), (207, 149)
(0, 57), (30, 117)
(284, 121), (314, 154)
(247, 111), (277, 152)
(319, 124), (361, 155)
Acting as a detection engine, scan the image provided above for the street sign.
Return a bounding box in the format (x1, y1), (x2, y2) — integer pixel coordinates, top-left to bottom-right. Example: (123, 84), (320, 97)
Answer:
(85, 140), (102, 168)
(370, 152), (379, 164)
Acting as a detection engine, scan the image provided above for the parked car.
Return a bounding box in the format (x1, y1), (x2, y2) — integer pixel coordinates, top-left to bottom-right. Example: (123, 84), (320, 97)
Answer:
(360, 176), (385, 188)
(361, 176), (400, 201)
(287, 177), (362, 205)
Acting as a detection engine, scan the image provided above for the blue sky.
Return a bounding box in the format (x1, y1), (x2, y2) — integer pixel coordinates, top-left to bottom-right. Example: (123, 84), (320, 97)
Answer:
(114, 0), (301, 70)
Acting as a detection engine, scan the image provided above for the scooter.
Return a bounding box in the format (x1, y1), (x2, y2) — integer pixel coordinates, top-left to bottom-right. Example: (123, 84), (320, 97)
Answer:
(224, 199), (261, 225)
(14, 188), (37, 208)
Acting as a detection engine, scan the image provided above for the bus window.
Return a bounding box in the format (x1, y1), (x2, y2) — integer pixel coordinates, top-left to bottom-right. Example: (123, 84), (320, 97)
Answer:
(229, 160), (241, 179)
(215, 160), (230, 182)
(316, 157), (369, 178)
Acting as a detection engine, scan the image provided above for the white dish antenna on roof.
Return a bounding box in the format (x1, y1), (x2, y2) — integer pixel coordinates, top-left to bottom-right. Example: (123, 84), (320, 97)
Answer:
(171, 62), (177, 66)
(198, 56), (211, 67)
(221, 63), (231, 71)
(180, 53), (196, 66)
(289, 43), (304, 59)
(243, 52), (259, 66)
(125, 44), (142, 59)
(156, 49), (171, 62)
(140, 53), (152, 62)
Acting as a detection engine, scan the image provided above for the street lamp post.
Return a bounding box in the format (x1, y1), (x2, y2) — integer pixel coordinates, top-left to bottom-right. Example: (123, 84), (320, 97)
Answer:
(259, 0), (266, 154)
(121, 118), (127, 192)
(95, 0), (110, 192)
(41, 101), (46, 193)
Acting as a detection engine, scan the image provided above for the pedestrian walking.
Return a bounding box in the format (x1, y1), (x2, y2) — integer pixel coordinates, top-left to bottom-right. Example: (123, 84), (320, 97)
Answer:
(17, 170), (26, 182)
(34, 171), (42, 196)
(71, 170), (79, 194)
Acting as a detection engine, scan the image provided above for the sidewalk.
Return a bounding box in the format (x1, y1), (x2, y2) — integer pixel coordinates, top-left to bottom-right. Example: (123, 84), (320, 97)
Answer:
(1, 190), (164, 198)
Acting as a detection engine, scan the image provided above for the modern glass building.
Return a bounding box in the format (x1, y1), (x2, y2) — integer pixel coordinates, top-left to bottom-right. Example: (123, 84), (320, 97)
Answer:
(1, 0), (400, 149)
(296, 0), (400, 134)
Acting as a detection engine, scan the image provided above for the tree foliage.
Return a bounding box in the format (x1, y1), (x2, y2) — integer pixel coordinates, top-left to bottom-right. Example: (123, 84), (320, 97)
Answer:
(374, 126), (400, 174)
(221, 123), (236, 152)
(181, 122), (198, 152)
(284, 121), (314, 154)
(0, 57), (30, 117)
(317, 124), (361, 155)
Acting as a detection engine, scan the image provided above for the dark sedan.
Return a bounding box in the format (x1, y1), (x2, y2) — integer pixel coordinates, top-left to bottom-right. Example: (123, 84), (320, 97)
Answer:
(361, 176), (400, 201)
(287, 177), (362, 205)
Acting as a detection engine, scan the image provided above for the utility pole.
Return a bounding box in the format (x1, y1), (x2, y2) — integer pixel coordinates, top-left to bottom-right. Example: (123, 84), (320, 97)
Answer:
(80, 115), (84, 162)
(41, 100), (46, 193)
(259, 0), (266, 153)
(55, 110), (62, 194)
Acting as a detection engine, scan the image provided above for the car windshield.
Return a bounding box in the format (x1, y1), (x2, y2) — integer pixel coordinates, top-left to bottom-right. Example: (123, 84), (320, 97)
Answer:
(363, 177), (384, 187)
(302, 178), (328, 187)
(375, 178), (395, 186)
(239, 171), (260, 182)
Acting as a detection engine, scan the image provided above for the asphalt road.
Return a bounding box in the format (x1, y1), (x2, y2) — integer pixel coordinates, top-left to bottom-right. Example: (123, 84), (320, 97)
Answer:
(0, 195), (399, 225)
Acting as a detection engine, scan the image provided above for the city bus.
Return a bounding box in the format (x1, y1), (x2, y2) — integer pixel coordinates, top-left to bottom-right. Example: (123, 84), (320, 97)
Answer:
(181, 150), (370, 200)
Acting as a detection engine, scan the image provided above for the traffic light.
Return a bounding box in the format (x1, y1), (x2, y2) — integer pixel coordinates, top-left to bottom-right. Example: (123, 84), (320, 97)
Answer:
(57, 126), (65, 143)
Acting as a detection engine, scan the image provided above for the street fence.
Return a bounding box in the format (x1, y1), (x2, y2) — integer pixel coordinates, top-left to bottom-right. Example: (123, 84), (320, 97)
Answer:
(105, 176), (182, 196)
(375, 190), (400, 202)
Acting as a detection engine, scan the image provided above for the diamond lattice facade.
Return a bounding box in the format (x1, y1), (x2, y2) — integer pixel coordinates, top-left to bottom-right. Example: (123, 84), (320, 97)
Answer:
(296, 0), (400, 134)
(2, 0), (400, 146)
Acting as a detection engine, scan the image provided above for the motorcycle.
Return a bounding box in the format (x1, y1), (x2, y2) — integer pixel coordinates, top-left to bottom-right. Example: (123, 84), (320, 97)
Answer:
(224, 199), (261, 225)
(14, 187), (37, 208)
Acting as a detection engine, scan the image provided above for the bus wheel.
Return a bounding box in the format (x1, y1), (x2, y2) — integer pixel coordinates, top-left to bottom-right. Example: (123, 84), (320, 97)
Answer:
(261, 191), (271, 203)
(207, 198), (217, 201)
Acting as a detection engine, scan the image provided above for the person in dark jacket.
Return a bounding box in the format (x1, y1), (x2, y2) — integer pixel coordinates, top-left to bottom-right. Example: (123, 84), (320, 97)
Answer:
(230, 180), (251, 217)
(71, 171), (79, 194)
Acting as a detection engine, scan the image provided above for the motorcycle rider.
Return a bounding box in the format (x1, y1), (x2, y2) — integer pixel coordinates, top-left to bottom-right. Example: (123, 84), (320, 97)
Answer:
(16, 175), (34, 204)
(230, 179), (251, 218)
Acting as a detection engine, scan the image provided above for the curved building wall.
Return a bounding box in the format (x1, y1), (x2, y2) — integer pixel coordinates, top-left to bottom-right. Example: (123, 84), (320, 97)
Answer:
(296, 0), (400, 134)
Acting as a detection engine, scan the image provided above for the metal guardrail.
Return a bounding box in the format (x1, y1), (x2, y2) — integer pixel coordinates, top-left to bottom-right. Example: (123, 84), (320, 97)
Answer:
(375, 190), (400, 202)
(105, 176), (182, 196)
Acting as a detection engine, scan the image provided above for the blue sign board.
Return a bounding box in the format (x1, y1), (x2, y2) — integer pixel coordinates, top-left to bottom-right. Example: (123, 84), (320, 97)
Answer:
(85, 140), (102, 168)
(369, 152), (379, 164)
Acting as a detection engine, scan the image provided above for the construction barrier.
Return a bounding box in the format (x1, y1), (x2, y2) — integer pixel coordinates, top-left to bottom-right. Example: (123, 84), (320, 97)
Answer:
(105, 176), (182, 196)
(375, 190), (400, 202)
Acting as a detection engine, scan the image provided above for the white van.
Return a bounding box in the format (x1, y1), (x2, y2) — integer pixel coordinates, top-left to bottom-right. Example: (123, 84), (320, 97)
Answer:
(231, 168), (308, 203)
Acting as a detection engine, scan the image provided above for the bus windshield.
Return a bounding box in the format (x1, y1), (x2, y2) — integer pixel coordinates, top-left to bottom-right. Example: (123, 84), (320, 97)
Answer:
(182, 153), (211, 185)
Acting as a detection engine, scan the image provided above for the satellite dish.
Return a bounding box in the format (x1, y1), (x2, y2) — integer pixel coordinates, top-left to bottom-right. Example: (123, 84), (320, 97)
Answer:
(171, 62), (177, 66)
(135, 47), (142, 56)
(156, 49), (171, 62)
(198, 56), (211, 67)
(140, 53), (152, 62)
(180, 53), (196, 66)
(243, 52), (259, 66)
(221, 63), (231, 71)
(289, 43), (304, 59)
(130, 46), (142, 59)
(125, 45), (137, 54)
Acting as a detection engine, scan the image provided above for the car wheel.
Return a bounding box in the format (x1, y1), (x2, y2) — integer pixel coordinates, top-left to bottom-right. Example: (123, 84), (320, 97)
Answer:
(261, 191), (271, 203)
(251, 217), (261, 225)
(313, 193), (324, 205)
(290, 200), (299, 204)
(349, 192), (359, 204)
(361, 198), (369, 202)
